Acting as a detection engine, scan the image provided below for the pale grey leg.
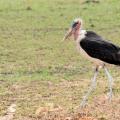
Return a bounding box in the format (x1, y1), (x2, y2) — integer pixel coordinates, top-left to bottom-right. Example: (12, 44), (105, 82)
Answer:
(80, 67), (98, 108)
(104, 67), (113, 102)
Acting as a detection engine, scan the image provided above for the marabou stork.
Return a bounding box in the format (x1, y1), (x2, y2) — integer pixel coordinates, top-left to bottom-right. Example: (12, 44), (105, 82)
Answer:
(63, 18), (120, 107)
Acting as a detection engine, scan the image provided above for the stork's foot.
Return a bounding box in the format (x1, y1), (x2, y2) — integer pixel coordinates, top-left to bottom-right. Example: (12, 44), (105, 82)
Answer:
(80, 96), (88, 108)
(107, 91), (113, 102)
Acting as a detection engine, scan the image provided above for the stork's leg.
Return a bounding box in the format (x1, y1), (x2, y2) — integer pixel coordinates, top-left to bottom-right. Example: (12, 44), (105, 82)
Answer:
(80, 67), (98, 108)
(104, 67), (113, 102)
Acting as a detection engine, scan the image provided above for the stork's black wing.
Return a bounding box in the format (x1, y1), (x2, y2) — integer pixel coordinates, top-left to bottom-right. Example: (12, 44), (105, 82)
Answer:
(80, 31), (120, 65)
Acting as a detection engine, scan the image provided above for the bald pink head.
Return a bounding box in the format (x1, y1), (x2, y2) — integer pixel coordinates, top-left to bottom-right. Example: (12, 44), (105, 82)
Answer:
(63, 18), (82, 41)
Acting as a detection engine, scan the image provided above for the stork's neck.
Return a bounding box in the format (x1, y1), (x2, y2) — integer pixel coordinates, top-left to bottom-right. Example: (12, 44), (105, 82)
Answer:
(74, 29), (86, 42)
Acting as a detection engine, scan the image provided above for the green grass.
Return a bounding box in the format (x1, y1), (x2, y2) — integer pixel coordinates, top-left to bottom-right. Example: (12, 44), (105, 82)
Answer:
(0, 0), (120, 119)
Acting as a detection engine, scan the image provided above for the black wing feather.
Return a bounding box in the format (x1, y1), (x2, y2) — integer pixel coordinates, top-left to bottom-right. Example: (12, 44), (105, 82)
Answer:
(80, 31), (120, 65)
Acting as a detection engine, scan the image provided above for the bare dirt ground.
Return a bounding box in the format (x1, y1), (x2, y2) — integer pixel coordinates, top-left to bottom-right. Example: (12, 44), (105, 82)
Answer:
(0, 80), (120, 120)
(33, 95), (120, 120)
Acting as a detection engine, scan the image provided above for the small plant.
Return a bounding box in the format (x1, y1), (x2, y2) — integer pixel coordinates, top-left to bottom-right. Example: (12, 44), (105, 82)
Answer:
(26, 0), (32, 10)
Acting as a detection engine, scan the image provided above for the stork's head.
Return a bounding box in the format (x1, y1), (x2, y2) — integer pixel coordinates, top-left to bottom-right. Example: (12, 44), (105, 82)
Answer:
(63, 18), (82, 41)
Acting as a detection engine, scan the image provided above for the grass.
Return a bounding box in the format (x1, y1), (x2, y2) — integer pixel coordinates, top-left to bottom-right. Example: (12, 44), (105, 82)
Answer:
(0, 0), (120, 119)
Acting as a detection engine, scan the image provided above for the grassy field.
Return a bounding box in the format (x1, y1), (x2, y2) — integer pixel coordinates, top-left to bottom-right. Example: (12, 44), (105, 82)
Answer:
(0, 0), (120, 119)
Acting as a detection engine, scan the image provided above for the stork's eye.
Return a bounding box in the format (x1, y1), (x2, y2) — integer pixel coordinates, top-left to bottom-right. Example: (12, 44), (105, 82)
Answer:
(72, 22), (78, 28)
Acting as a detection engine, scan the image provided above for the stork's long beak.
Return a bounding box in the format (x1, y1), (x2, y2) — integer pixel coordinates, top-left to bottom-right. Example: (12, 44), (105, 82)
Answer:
(63, 28), (73, 41)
